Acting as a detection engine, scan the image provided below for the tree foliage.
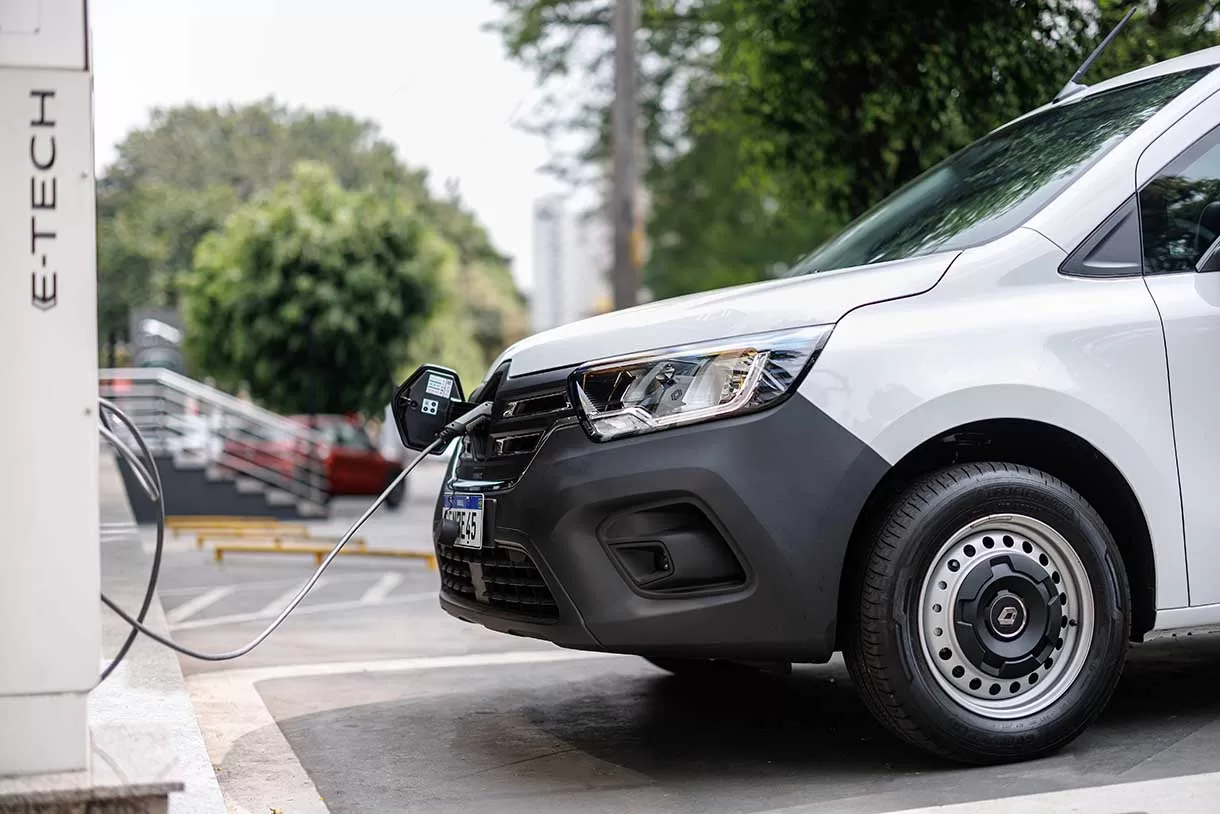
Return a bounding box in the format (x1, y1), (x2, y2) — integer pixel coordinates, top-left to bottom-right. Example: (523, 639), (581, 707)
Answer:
(181, 163), (449, 415)
(97, 182), (237, 341)
(97, 99), (529, 409)
(491, 0), (1220, 298)
(100, 99), (413, 202)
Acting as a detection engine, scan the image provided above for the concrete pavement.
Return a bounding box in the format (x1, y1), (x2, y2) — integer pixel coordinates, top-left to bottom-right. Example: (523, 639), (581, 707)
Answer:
(131, 456), (1220, 813)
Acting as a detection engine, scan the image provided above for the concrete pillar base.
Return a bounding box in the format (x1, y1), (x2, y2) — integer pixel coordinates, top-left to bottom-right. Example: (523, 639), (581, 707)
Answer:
(0, 696), (88, 776)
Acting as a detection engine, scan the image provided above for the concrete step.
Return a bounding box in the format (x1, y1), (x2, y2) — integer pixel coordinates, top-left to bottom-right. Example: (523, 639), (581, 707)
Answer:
(234, 476), (265, 494)
(297, 501), (329, 518)
(265, 489), (297, 506)
(114, 454), (321, 522)
(171, 453), (208, 470)
(205, 465), (235, 482)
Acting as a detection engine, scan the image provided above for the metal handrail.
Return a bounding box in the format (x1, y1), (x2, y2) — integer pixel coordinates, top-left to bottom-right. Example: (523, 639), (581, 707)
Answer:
(98, 368), (331, 512)
(100, 368), (319, 436)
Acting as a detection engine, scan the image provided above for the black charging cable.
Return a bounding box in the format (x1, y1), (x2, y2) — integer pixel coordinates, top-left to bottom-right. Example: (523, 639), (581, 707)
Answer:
(98, 398), (167, 682)
(96, 399), (490, 674)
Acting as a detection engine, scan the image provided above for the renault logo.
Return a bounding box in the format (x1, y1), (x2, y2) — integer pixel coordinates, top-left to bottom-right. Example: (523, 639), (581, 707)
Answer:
(988, 596), (1028, 640)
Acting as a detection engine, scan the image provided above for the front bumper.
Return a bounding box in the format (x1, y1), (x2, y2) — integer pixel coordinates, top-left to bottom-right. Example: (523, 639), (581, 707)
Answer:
(432, 386), (889, 663)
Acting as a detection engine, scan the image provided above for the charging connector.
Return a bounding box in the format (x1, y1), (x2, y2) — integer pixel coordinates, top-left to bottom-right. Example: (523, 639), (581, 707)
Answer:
(435, 401), (493, 446)
(97, 400), (491, 675)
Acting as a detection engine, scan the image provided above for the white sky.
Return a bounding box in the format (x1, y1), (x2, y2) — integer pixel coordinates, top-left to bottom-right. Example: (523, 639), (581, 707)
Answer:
(90, 0), (570, 293)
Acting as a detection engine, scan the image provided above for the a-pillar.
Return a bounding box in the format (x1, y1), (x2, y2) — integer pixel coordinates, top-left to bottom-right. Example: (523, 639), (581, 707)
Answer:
(0, 0), (100, 776)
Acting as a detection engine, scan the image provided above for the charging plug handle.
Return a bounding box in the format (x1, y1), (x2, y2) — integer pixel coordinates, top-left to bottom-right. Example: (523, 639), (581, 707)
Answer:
(436, 401), (493, 445)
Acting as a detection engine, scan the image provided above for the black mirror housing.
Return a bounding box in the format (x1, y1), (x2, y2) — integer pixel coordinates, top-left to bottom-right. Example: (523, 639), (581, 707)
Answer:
(392, 365), (466, 453)
(1198, 241), (1220, 273)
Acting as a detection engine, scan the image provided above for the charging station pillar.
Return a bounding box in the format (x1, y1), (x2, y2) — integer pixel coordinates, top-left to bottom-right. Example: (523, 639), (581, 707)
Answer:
(0, 0), (100, 776)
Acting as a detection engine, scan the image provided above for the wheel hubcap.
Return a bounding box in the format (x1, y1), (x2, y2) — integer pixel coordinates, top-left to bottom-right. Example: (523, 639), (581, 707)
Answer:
(986, 592), (1028, 640)
(917, 514), (1094, 719)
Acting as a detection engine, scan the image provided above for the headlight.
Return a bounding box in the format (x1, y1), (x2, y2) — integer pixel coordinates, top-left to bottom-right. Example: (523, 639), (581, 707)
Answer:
(569, 324), (834, 442)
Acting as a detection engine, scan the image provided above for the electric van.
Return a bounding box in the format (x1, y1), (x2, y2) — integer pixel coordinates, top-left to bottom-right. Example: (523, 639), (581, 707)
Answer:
(397, 48), (1220, 764)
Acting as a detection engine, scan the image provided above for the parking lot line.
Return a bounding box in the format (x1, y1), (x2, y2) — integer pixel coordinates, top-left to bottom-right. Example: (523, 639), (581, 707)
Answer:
(186, 650), (625, 814)
(360, 572), (402, 604)
(258, 578), (328, 617)
(760, 770), (1220, 814)
(169, 591), (437, 631)
(157, 571), (381, 599)
(166, 585), (237, 624)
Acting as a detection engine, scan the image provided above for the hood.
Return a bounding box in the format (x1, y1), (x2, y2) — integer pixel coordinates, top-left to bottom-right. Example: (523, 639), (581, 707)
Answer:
(493, 250), (958, 378)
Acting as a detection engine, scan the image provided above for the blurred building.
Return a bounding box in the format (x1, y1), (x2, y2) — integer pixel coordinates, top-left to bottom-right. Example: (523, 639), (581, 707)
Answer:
(530, 194), (612, 332)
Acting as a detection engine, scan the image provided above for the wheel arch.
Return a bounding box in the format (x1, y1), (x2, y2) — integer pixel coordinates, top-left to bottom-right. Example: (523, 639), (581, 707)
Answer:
(836, 417), (1157, 646)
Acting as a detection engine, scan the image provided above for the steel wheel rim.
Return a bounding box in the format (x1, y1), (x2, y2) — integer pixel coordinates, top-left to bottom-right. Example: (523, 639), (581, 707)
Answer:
(916, 513), (1094, 720)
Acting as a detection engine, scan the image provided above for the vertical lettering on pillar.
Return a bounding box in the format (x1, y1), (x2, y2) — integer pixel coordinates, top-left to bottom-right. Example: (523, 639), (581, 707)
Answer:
(28, 89), (56, 311)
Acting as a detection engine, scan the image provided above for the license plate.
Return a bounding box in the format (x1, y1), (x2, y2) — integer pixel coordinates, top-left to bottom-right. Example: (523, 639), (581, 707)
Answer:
(442, 493), (484, 549)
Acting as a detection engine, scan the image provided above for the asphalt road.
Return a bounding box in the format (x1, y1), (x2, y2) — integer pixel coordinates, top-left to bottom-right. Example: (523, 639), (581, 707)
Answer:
(147, 461), (1220, 814)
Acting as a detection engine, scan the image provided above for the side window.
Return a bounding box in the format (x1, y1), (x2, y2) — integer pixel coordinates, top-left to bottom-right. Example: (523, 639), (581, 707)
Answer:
(334, 422), (374, 450)
(1140, 125), (1220, 275)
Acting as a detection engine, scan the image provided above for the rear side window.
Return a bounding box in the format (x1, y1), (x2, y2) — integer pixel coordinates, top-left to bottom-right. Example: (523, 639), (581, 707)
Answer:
(331, 422), (374, 450)
(1140, 123), (1220, 274)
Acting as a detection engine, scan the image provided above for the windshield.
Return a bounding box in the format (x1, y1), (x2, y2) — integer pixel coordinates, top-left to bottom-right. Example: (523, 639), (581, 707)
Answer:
(789, 67), (1212, 274)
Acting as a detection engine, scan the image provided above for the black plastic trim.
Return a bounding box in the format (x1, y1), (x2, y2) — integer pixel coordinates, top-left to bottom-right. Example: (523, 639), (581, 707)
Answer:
(1060, 194), (1142, 278)
(595, 494), (752, 600)
(433, 388), (891, 663)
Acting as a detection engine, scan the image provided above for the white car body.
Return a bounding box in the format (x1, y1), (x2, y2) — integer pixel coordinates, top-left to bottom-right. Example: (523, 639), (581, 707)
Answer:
(422, 46), (1220, 762)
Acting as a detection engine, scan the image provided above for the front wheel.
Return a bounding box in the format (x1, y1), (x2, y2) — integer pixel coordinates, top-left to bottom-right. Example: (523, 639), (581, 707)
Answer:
(844, 462), (1130, 764)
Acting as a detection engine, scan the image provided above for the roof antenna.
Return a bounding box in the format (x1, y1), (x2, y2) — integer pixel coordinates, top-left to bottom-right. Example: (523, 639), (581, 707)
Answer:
(1053, 5), (1139, 103)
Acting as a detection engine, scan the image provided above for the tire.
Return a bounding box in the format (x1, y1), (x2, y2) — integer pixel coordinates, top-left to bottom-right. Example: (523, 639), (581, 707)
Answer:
(843, 462), (1130, 764)
(383, 472), (406, 509)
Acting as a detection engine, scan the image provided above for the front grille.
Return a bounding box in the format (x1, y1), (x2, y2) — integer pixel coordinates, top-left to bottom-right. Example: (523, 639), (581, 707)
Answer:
(457, 364), (577, 485)
(502, 391), (570, 418)
(438, 542), (559, 620)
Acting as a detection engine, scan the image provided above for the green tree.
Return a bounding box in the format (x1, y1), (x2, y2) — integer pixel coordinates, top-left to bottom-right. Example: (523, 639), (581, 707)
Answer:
(492, 0), (1220, 298)
(97, 98), (528, 381)
(1091, 0), (1220, 79)
(396, 185), (528, 395)
(97, 182), (238, 343)
(717, 0), (1220, 222)
(100, 99), (416, 202)
(181, 162), (449, 415)
(644, 85), (836, 298)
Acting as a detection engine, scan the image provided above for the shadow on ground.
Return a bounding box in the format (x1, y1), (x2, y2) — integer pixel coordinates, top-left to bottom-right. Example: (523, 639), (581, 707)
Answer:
(258, 635), (1220, 814)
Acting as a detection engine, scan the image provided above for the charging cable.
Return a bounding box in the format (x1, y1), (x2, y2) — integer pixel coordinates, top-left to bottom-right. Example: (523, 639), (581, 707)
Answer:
(98, 398), (167, 682)
(97, 399), (490, 674)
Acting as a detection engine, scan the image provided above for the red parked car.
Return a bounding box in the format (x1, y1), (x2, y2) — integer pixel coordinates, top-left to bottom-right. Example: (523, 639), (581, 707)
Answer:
(222, 414), (406, 508)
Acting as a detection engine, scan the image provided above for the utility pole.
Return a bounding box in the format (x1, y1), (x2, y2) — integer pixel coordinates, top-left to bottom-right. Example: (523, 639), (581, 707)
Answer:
(611, 0), (640, 311)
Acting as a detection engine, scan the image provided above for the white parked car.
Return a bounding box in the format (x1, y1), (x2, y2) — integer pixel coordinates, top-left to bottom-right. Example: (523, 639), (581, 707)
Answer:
(397, 47), (1220, 764)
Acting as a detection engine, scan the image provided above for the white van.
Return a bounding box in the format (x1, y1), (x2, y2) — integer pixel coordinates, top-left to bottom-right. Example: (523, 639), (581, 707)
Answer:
(397, 48), (1220, 764)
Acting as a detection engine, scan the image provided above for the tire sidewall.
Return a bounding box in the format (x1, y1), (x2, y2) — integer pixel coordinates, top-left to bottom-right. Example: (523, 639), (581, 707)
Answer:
(883, 469), (1129, 755)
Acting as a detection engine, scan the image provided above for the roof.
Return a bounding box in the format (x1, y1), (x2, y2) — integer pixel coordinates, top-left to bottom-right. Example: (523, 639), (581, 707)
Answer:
(1000, 45), (1220, 131)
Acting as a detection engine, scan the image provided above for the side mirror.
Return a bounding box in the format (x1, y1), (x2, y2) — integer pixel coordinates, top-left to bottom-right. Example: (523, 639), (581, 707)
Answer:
(1196, 202), (1220, 273)
(391, 365), (466, 453)
(1198, 237), (1220, 273)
